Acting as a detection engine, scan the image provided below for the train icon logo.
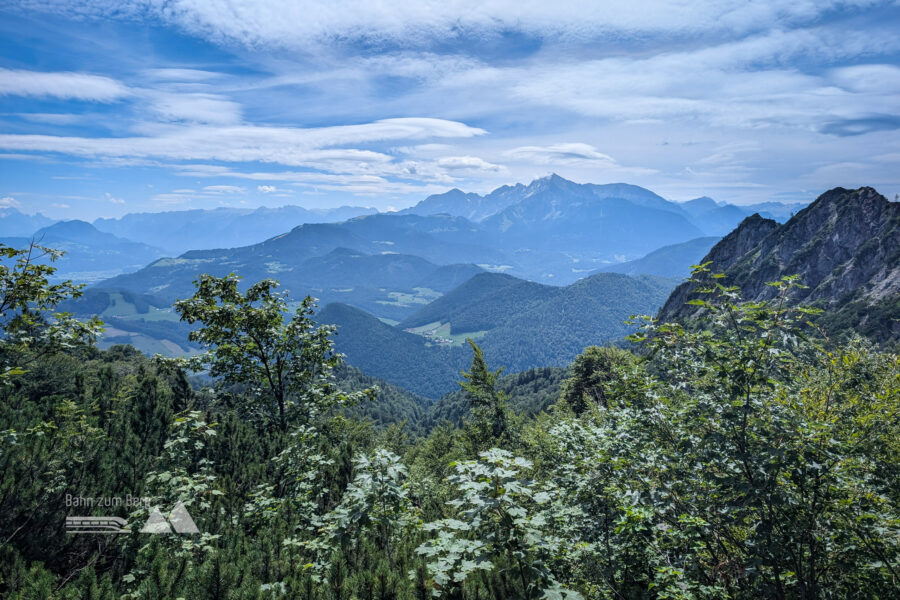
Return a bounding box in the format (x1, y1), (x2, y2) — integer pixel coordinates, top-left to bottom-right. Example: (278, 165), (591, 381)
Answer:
(66, 502), (199, 534)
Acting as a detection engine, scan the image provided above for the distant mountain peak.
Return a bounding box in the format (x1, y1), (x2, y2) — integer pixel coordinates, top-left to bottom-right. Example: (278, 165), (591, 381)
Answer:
(525, 173), (578, 194)
(0, 207), (57, 237)
(682, 196), (720, 211)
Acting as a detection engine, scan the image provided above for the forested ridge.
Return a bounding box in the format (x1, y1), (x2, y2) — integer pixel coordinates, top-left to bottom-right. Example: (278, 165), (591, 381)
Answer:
(321, 273), (675, 398)
(1, 242), (898, 599)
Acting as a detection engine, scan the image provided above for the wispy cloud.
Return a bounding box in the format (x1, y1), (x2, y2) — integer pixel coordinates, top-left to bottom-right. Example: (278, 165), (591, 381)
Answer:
(2, 0), (898, 215)
(819, 115), (900, 136)
(13, 1), (888, 49)
(15, 113), (83, 124)
(505, 27), (900, 129)
(0, 67), (129, 101)
(505, 143), (618, 166)
(147, 92), (243, 124)
(0, 118), (486, 174)
(203, 185), (245, 193)
(436, 156), (503, 172)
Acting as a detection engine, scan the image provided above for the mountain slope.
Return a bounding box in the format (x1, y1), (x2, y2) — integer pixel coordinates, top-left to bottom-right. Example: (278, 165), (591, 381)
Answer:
(477, 273), (676, 373)
(681, 202), (756, 236)
(318, 302), (468, 398)
(333, 364), (433, 433)
(659, 187), (900, 342)
(322, 272), (677, 397)
(478, 175), (705, 281)
(422, 366), (569, 429)
(399, 272), (557, 333)
(398, 188), (515, 221)
(595, 237), (720, 278)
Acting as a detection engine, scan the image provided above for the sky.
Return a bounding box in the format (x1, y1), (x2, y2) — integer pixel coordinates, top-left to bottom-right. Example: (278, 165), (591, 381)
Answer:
(1, 1), (899, 221)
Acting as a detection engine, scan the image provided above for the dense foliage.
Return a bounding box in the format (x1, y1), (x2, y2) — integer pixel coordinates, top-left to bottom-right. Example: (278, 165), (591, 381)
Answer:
(1, 250), (897, 599)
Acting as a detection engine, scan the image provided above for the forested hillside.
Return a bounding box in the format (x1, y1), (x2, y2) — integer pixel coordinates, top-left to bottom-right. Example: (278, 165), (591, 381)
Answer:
(2, 241), (897, 599)
(321, 272), (675, 397)
(318, 302), (467, 399)
(399, 272), (557, 332)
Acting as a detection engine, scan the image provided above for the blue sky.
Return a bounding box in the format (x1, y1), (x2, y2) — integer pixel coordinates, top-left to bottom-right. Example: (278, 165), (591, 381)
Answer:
(1, 0), (899, 221)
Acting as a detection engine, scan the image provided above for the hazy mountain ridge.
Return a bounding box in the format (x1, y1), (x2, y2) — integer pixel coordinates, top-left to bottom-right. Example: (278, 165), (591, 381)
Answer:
(658, 187), (900, 342)
(398, 174), (804, 281)
(0, 207), (56, 236)
(2, 175), (807, 289)
(593, 237), (720, 278)
(36, 175), (834, 357)
(402, 174), (802, 230)
(1, 220), (166, 282)
(93, 204), (377, 254)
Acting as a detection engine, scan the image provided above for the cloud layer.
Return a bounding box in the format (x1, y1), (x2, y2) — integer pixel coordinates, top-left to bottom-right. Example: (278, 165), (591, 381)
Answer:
(1, 0), (898, 217)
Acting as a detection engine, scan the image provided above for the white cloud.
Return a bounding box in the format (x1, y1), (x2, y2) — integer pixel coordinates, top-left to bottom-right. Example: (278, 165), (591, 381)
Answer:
(147, 92), (243, 124)
(152, 192), (195, 205)
(829, 63), (900, 94)
(0, 196), (21, 208)
(0, 119), (486, 178)
(499, 30), (897, 132)
(436, 155), (503, 171)
(505, 143), (618, 166)
(17, 1), (885, 49)
(202, 185), (245, 193)
(696, 142), (761, 166)
(257, 185), (277, 193)
(105, 192), (125, 204)
(143, 68), (226, 82)
(0, 68), (129, 101)
(169, 164), (455, 196)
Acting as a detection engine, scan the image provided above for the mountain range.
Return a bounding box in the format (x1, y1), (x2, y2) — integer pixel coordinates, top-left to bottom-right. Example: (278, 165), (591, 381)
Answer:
(19, 178), (894, 398)
(93, 204), (377, 254)
(403, 175), (800, 231)
(61, 176), (804, 302)
(96, 215), (497, 321)
(2, 175), (807, 287)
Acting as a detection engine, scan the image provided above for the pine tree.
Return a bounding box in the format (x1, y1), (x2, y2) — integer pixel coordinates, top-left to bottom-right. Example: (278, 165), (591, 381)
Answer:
(459, 339), (508, 447)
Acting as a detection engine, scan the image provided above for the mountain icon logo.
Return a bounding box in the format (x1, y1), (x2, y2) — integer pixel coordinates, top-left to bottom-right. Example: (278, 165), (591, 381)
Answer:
(139, 501), (200, 534)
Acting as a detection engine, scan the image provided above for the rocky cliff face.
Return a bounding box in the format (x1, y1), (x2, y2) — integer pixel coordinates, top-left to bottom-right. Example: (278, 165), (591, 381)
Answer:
(657, 213), (779, 318)
(657, 187), (900, 341)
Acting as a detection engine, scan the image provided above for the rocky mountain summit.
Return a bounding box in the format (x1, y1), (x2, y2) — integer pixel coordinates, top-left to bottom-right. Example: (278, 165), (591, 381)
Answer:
(658, 187), (900, 341)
